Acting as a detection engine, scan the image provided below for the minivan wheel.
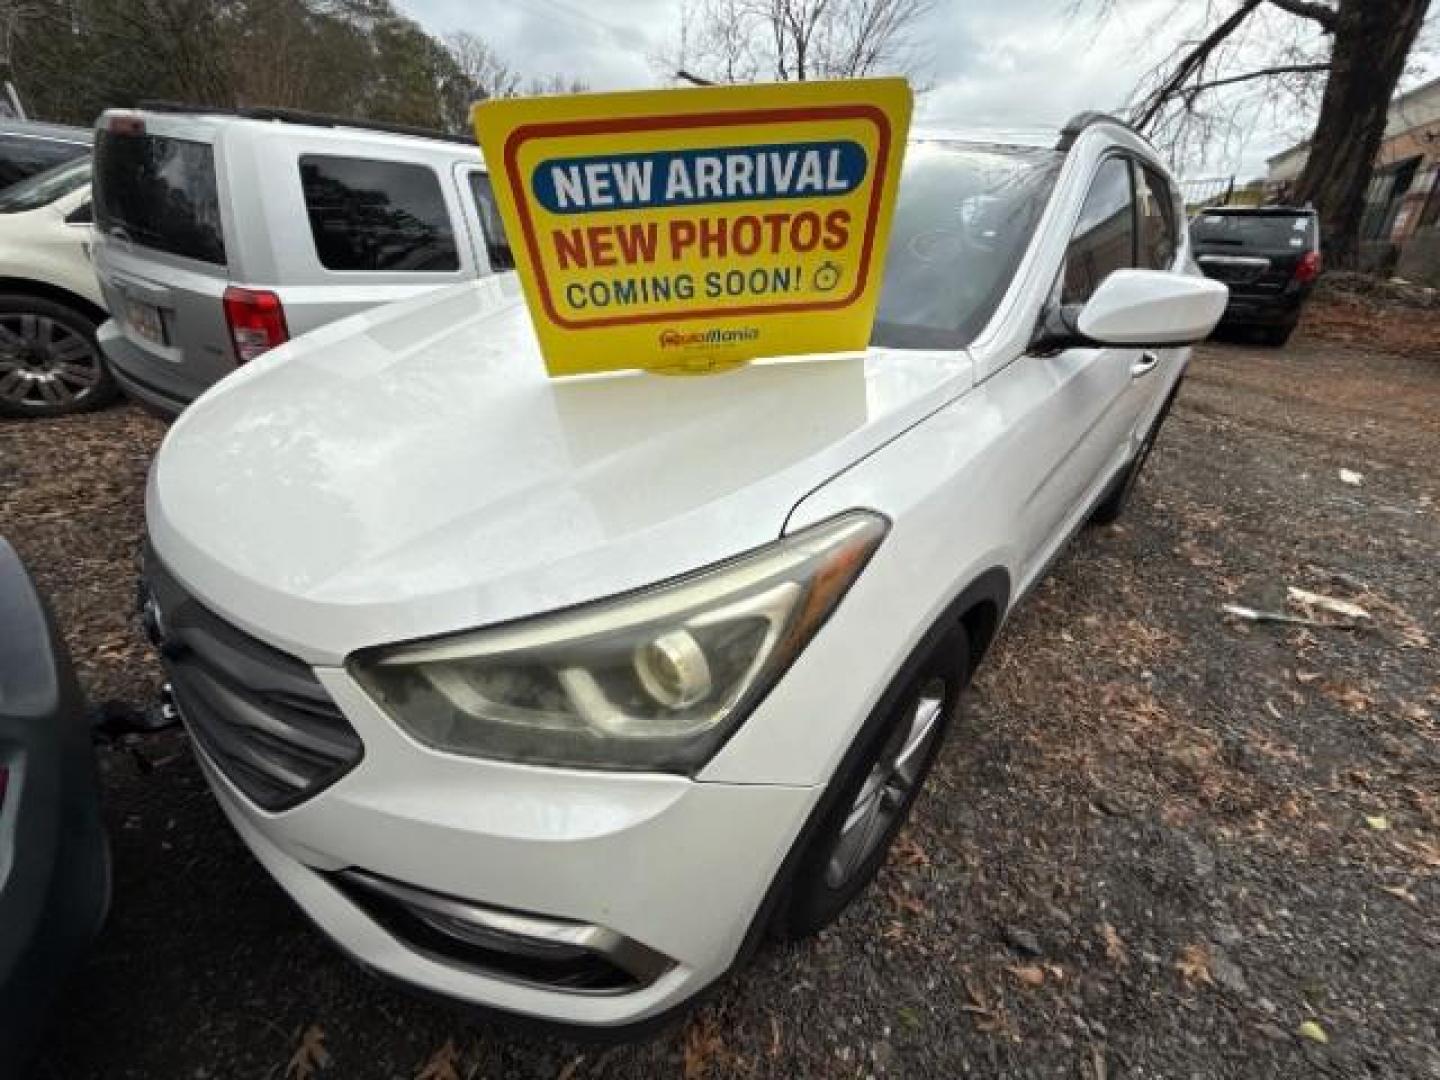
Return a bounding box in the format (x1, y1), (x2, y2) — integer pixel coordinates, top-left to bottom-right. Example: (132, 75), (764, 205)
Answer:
(773, 628), (969, 940)
(0, 295), (117, 418)
(1262, 320), (1297, 347)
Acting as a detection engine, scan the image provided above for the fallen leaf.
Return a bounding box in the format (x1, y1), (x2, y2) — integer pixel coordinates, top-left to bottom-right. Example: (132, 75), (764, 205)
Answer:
(1298, 1020), (1329, 1044)
(1287, 586), (1371, 621)
(1100, 923), (1128, 968)
(1381, 884), (1419, 907)
(286, 1025), (331, 1080)
(1008, 963), (1045, 987)
(1175, 943), (1213, 987)
(415, 1040), (462, 1080)
(682, 1013), (724, 1079)
(1365, 814), (1389, 831)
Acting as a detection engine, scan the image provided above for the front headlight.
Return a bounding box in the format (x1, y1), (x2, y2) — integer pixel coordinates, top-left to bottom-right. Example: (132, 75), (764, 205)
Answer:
(350, 512), (887, 773)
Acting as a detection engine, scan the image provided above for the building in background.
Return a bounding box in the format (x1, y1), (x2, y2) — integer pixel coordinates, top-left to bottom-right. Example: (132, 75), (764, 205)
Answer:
(1268, 76), (1440, 281)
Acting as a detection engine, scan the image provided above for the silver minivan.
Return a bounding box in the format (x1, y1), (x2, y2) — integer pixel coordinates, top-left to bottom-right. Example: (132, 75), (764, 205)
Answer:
(91, 106), (512, 415)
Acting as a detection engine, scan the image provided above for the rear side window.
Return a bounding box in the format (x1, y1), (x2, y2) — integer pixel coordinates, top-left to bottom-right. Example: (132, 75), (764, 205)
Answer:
(0, 134), (87, 188)
(465, 171), (514, 271)
(1136, 163), (1179, 270)
(1062, 157), (1134, 304)
(94, 132), (225, 265)
(300, 155), (459, 273)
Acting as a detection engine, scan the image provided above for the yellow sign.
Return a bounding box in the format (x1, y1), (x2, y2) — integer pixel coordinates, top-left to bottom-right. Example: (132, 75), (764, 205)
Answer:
(473, 79), (912, 377)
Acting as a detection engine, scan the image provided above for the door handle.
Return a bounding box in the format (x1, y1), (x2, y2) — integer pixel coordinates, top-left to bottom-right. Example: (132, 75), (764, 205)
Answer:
(1131, 351), (1160, 377)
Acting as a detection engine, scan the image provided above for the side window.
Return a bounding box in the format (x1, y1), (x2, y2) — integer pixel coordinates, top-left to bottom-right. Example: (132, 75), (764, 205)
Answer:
(465, 171), (514, 271)
(299, 155), (459, 273)
(1136, 163), (1179, 270)
(1061, 157), (1134, 305)
(65, 200), (93, 225)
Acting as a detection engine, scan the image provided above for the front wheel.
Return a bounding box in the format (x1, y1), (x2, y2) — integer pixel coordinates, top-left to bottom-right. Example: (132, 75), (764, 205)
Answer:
(0, 295), (117, 418)
(773, 628), (969, 940)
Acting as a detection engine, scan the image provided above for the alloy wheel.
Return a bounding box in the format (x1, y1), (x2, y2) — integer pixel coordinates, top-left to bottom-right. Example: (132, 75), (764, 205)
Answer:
(0, 312), (103, 412)
(824, 677), (947, 889)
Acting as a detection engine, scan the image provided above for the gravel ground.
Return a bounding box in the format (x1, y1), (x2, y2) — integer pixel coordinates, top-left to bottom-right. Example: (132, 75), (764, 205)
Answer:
(3, 313), (1438, 1079)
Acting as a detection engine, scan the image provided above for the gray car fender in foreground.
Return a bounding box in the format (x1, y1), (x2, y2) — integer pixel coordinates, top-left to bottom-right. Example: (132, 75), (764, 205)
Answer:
(0, 537), (110, 1064)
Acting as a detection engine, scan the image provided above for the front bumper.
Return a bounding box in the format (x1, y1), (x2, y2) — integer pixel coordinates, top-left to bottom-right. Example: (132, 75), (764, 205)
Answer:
(188, 667), (816, 1026)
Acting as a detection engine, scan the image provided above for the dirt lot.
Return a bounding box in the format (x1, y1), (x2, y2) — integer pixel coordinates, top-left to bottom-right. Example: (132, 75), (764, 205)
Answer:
(4, 310), (1438, 1080)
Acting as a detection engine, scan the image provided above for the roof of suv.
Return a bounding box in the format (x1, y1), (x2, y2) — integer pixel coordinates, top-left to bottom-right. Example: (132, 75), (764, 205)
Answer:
(1198, 205), (1316, 215)
(0, 117), (93, 145)
(132, 101), (474, 149)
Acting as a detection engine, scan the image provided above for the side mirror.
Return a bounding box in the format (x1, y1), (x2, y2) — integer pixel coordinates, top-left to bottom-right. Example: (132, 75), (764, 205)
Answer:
(1075, 268), (1228, 347)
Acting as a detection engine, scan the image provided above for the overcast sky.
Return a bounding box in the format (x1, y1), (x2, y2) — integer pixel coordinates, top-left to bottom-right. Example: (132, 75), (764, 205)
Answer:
(396, 0), (1424, 181)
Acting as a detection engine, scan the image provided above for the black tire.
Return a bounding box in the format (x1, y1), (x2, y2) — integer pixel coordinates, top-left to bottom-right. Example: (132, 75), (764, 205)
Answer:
(0, 294), (117, 418)
(1262, 321), (1296, 347)
(1089, 381), (1181, 526)
(773, 627), (970, 940)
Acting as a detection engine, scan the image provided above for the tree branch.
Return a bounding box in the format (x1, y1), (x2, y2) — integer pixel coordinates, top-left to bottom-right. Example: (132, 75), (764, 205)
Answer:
(1264, 0), (1338, 33)
(1184, 61), (1331, 95)
(1131, 0), (1264, 131)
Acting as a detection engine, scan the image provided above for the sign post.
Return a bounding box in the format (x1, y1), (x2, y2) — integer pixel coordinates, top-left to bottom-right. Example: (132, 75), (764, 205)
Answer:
(473, 79), (912, 377)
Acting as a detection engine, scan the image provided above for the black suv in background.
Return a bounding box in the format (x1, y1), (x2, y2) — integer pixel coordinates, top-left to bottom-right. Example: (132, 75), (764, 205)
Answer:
(1190, 206), (1321, 346)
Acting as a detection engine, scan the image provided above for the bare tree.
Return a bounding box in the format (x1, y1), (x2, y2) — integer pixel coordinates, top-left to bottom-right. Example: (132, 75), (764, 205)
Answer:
(664, 0), (933, 86)
(444, 29), (522, 99)
(1101, 0), (1433, 267)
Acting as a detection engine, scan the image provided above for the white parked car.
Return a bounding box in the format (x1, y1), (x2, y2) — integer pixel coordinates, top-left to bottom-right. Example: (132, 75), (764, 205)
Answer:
(0, 158), (116, 417)
(140, 114), (1225, 1029)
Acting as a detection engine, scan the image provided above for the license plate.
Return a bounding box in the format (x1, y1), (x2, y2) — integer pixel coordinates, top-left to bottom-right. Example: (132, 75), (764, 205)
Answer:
(127, 299), (166, 346)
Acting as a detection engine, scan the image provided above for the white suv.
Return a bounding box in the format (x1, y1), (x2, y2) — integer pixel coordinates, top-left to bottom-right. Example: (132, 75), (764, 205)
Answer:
(90, 105), (511, 416)
(0, 158), (116, 417)
(140, 114), (1224, 1030)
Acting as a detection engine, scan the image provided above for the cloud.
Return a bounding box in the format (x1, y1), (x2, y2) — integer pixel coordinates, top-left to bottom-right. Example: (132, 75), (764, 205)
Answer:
(397, 0), (1352, 180)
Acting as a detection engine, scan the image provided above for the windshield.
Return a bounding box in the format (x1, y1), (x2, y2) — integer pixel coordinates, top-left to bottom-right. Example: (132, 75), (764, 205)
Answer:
(0, 156), (91, 213)
(873, 142), (1062, 350)
(1191, 211), (1315, 250)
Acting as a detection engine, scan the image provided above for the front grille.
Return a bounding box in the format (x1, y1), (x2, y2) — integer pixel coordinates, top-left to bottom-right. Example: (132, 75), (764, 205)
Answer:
(144, 554), (363, 812)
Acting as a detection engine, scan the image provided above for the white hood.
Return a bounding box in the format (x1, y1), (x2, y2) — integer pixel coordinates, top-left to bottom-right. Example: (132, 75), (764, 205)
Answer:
(149, 277), (971, 663)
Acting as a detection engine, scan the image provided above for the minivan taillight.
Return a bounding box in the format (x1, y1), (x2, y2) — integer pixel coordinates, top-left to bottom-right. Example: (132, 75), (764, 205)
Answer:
(1294, 250), (1322, 285)
(222, 287), (289, 363)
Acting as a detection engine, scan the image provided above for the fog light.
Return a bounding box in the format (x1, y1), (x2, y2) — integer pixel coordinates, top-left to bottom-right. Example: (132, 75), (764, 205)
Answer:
(634, 630), (712, 708)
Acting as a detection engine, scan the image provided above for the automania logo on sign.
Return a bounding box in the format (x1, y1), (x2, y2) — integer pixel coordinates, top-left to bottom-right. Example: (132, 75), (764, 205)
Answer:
(659, 327), (761, 349)
(473, 79), (912, 377)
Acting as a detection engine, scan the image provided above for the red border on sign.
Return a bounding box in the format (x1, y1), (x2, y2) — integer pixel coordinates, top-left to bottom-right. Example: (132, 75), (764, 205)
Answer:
(502, 105), (893, 331)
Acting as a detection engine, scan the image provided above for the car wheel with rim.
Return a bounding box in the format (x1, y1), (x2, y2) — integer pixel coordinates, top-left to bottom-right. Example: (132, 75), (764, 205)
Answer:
(774, 627), (969, 939)
(0, 295), (117, 418)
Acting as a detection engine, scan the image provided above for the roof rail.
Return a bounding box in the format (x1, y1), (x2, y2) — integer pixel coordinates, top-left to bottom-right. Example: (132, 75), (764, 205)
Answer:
(1055, 111), (1151, 152)
(135, 101), (477, 147)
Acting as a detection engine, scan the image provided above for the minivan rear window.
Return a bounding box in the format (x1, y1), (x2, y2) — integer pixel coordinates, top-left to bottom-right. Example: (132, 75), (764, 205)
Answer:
(94, 132), (226, 265)
(299, 155), (459, 273)
(1191, 211), (1315, 250)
